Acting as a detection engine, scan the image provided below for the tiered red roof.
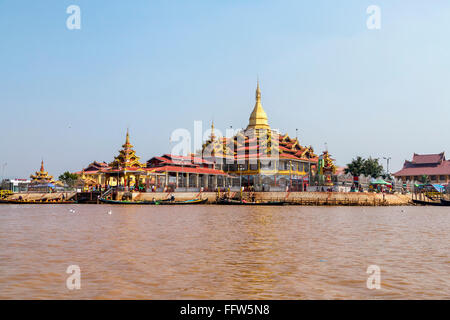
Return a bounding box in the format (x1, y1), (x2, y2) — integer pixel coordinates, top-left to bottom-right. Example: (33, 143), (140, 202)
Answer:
(201, 127), (318, 164)
(75, 161), (111, 175)
(147, 154), (227, 175)
(148, 166), (227, 175)
(411, 152), (445, 164)
(394, 152), (450, 176)
(109, 129), (145, 169)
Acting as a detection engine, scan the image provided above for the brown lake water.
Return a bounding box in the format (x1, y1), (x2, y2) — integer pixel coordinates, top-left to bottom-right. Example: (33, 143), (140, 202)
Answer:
(0, 204), (448, 299)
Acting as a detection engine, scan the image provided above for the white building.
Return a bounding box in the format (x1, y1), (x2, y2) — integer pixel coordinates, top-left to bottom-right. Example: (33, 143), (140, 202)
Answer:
(1, 179), (31, 193)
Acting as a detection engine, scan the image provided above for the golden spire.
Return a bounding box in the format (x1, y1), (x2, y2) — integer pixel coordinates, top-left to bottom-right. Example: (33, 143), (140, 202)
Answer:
(256, 79), (261, 102)
(210, 121), (216, 141)
(125, 128), (130, 145)
(111, 128), (144, 169)
(30, 159), (53, 182)
(247, 80), (270, 130)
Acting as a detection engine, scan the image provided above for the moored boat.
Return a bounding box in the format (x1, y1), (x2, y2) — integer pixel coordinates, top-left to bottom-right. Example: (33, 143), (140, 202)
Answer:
(99, 198), (158, 205)
(158, 198), (208, 205)
(99, 198), (207, 205)
(216, 199), (286, 206)
(0, 199), (76, 204)
(440, 198), (450, 206)
(412, 199), (445, 206)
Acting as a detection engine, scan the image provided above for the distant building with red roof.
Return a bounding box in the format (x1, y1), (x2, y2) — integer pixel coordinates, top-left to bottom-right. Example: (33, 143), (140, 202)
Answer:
(393, 152), (450, 184)
(146, 154), (231, 190)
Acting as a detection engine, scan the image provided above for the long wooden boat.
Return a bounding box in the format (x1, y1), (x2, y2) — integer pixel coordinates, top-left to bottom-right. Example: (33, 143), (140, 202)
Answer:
(216, 199), (287, 206)
(0, 199), (76, 204)
(99, 198), (158, 205)
(412, 199), (445, 206)
(158, 198), (208, 205)
(99, 198), (207, 205)
(440, 198), (450, 206)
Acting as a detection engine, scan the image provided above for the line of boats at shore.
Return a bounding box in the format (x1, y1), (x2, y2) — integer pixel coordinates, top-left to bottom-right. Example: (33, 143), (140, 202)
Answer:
(99, 198), (287, 206)
(2, 190), (449, 206)
(0, 196), (288, 206)
(4, 197), (449, 206)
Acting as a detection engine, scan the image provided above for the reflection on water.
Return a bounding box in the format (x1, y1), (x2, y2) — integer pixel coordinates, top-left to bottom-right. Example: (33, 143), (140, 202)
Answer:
(0, 204), (449, 299)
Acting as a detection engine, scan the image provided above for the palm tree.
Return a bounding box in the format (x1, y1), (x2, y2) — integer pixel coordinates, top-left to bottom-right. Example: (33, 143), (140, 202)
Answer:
(345, 156), (365, 177)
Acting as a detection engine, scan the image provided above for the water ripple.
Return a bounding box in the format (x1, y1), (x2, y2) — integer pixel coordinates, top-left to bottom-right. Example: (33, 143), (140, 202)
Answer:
(0, 205), (449, 299)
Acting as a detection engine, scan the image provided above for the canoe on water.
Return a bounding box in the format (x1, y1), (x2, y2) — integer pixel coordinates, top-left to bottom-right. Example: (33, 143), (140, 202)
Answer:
(216, 199), (287, 206)
(99, 198), (208, 205)
(99, 198), (158, 205)
(158, 198), (208, 205)
(412, 199), (445, 206)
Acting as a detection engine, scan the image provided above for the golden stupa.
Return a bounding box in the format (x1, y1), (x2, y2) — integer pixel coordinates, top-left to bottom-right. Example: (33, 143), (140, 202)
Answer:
(246, 80), (270, 130)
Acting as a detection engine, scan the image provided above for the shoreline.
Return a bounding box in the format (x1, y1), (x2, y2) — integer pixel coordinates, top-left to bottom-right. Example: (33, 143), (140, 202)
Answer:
(2, 191), (413, 206)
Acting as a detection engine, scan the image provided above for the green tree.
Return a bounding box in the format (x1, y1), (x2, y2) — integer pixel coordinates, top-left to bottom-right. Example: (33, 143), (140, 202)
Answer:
(345, 156), (384, 178)
(363, 157), (384, 178)
(420, 175), (429, 184)
(345, 156), (365, 177)
(58, 171), (78, 186)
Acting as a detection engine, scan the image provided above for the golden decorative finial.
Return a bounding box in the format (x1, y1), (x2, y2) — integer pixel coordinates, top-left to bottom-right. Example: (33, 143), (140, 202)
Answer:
(40, 159), (44, 172)
(125, 128), (130, 145)
(210, 121), (216, 141)
(256, 78), (261, 101)
(247, 79), (270, 130)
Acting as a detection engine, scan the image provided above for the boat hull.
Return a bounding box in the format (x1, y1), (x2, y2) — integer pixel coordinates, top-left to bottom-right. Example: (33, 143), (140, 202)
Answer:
(99, 198), (157, 205)
(158, 198), (208, 205)
(412, 199), (445, 206)
(216, 199), (286, 206)
(99, 198), (207, 205)
(0, 199), (76, 204)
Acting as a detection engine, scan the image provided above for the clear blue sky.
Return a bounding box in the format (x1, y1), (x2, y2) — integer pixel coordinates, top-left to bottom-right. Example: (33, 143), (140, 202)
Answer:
(1, 0), (449, 179)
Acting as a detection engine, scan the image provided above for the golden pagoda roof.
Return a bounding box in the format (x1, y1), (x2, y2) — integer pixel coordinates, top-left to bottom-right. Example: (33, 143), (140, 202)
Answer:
(109, 129), (145, 169)
(247, 80), (270, 130)
(30, 160), (54, 182)
(201, 121), (235, 159)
